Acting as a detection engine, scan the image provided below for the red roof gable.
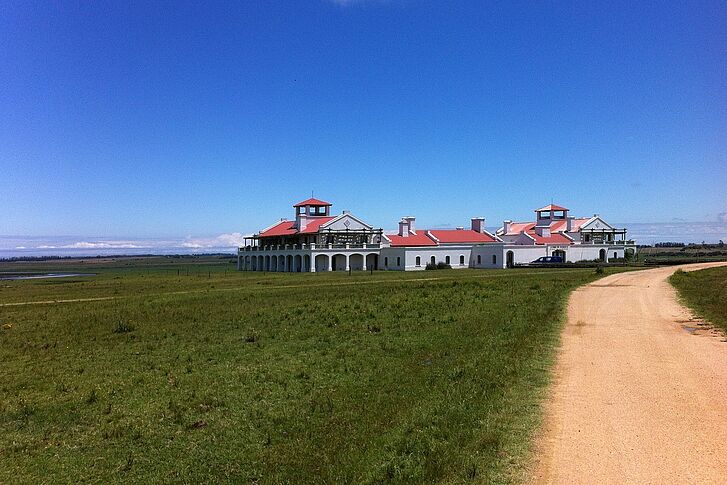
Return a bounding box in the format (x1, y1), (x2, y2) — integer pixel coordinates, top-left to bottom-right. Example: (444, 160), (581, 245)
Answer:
(428, 229), (497, 244)
(386, 231), (437, 247)
(293, 198), (332, 207)
(536, 203), (569, 212)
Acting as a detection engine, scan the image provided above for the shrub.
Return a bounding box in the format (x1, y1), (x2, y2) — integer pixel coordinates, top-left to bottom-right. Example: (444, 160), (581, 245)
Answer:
(425, 262), (452, 270)
(113, 321), (135, 334)
(595, 265), (604, 274)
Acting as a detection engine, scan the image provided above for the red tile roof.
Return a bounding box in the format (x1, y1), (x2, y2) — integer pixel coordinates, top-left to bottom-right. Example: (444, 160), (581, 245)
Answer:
(506, 222), (536, 234)
(259, 220), (297, 237)
(428, 229), (497, 244)
(536, 203), (569, 212)
(386, 231), (437, 247)
(501, 219), (581, 245)
(258, 216), (336, 237)
(529, 232), (572, 244)
(293, 198), (332, 207)
(549, 217), (590, 232)
(298, 216), (336, 234)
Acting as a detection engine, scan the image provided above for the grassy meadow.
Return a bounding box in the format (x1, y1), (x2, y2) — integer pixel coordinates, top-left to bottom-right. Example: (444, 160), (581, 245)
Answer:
(670, 265), (727, 333)
(1, 256), (623, 483)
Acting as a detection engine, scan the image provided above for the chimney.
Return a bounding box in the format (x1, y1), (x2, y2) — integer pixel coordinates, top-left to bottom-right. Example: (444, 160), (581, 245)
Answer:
(404, 216), (416, 233)
(398, 218), (409, 237)
(566, 216), (574, 232)
(296, 213), (308, 231)
(471, 217), (486, 233)
(503, 220), (512, 234)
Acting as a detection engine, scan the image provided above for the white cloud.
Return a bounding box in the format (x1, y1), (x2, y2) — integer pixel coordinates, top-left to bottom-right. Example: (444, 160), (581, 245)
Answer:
(181, 232), (250, 249)
(36, 241), (149, 249)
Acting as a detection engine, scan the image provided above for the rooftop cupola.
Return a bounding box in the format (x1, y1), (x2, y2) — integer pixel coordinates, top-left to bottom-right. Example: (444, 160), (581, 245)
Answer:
(294, 197), (332, 231)
(535, 203), (569, 226)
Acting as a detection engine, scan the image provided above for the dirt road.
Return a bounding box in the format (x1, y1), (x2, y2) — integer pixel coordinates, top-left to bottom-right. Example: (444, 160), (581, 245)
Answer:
(532, 263), (727, 484)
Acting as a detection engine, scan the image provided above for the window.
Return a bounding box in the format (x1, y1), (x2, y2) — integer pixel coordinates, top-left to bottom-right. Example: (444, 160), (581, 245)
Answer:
(459, 255), (465, 266)
(384, 257), (388, 267)
(613, 252), (617, 259)
(397, 257), (401, 266)
(416, 256), (421, 266)
(492, 254), (497, 264)
(585, 234), (590, 242)
(477, 255), (481, 264)
(431, 256), (436, 265)
(445, 256), (451, 264)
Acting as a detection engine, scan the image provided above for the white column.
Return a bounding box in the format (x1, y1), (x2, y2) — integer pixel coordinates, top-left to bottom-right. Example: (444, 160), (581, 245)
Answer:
(345, 254), (350, 271)
(328, 256), (333, 272)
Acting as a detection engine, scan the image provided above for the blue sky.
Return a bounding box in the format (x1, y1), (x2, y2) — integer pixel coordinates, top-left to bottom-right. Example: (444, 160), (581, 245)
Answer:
(1, 1), (726, 240)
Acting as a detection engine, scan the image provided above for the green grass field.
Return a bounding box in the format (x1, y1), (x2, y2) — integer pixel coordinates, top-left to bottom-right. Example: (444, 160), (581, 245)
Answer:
(670, 266), (727, 333)
(1, 257), (623, 483)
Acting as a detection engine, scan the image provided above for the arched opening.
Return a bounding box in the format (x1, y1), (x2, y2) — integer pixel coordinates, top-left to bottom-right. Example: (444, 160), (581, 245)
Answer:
(366, 253), (378, 270)
(294, 254), (302, 272)
(430, 256), (436, 266)
(396, 256), (401, 267)
(445, 255), (451, 265)
(506, 251), (514, 268)
(303, 255), (311, 272)
(270, 256), (278, 272)
(477, 255), (481, 265)
(459, 255), (465, 266)
(599, 248), (607, 262)
(332, 254), (347, 271)
(315, 254), (329, 272)
(492, 254), (497, 265)
(287, 255), (294, 272)
(416, 256), (421, 267)
(245, 256), (251, 271)
(349, 254), (364, 271)
(384, 257), (388, 268)
(265, 255), (270, 271)
(552, 249), (566, 262)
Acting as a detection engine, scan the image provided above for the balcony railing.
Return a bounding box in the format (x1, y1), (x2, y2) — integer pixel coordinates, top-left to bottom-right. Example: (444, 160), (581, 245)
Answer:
(238, 243), (382, 252)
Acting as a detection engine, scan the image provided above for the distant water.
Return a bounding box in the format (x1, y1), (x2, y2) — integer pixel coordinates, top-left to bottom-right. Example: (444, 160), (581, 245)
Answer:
(1, 222), (725, 259)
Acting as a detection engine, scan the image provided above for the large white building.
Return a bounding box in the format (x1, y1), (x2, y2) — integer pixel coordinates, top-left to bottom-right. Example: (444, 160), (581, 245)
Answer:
(237, 199), (635, 272)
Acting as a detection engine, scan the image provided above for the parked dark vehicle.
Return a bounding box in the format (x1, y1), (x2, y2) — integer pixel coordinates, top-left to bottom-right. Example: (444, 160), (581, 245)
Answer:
(529, 256), (565, 265)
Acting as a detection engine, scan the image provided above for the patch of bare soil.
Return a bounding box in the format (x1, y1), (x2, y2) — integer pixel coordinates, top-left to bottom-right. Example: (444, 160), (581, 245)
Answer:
(530, 262), (727, 484)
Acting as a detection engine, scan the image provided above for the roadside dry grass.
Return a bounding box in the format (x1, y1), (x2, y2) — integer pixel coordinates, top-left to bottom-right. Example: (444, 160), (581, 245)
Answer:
(0, 258), (622, 483)
(670, 266), (727, 333)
